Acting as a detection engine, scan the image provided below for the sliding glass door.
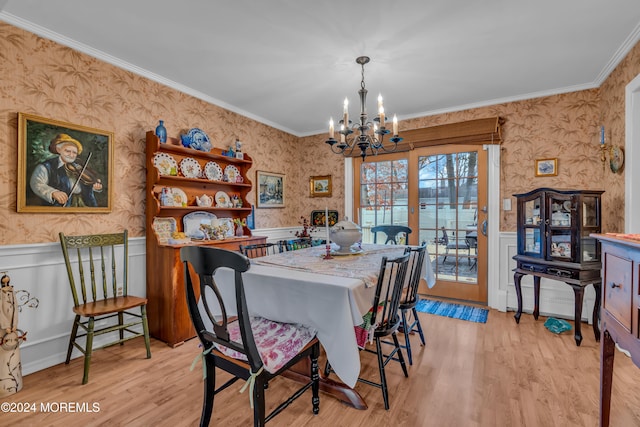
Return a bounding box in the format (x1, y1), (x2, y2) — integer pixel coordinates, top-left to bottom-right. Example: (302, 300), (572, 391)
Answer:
(354, 145), (487, 303)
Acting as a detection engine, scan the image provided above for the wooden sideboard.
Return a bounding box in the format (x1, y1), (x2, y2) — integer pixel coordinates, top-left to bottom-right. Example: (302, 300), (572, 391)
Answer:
(594, 234), (640, 427)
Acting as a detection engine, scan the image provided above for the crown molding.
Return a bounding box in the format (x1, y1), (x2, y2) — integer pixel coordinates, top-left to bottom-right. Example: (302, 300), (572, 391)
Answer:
(0, 12), (300, 137)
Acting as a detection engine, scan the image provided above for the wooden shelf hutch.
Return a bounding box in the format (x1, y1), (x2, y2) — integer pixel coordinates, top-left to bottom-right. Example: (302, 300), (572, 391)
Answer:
(145, 131), (265, 346)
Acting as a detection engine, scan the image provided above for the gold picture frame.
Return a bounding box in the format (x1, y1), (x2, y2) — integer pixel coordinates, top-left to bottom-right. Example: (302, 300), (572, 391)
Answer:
(309, 175), (332, 197)
(17, 113), (114, 213)
(257, 170), (285, 208)
(534, 158), (558, 177)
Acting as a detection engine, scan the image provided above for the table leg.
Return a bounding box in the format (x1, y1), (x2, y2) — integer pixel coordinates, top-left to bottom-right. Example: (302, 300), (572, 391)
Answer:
(514, 272), (524, 324)
(533, 276), (541, 320)
(592, 282), (601, 342)
(600, 330), (615, 427)
(568, 284), (585, 346)
(286, 357), (368, 410)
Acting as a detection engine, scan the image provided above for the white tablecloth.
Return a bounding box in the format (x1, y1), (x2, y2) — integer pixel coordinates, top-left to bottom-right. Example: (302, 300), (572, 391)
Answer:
(212, 244), (435, 388)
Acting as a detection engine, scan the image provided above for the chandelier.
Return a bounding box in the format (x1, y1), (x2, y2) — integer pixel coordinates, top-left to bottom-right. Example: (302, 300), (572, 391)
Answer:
(325, 56), (402, 160)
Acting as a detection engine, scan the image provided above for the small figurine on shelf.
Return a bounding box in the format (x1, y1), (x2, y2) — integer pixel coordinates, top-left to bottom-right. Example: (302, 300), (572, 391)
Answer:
(235, 139), (244, 159)
(227, 146), (235, 157)
(160, 187), (172, 206)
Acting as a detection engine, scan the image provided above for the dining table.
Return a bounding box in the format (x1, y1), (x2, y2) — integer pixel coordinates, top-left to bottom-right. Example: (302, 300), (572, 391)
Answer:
(211, 243), (436, 408)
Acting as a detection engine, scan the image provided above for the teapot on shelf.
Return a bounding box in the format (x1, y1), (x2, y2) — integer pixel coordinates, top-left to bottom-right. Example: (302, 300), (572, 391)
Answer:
(195, 194), (213, 207)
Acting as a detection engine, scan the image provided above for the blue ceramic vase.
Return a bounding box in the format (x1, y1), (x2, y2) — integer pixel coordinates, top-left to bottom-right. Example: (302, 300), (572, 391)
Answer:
(155, 120), (167, 143)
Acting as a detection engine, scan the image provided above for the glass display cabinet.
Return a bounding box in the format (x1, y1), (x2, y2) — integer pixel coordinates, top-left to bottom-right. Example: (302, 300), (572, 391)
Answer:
(513, 188), (604, 346)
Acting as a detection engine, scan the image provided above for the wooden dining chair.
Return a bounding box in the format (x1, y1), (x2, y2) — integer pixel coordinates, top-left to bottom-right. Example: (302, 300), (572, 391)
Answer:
(59, 230), (151, 384)
(239, 242), (281, 258)
(371, 225), (412, 245)
(398, 244), (427, 365)
(325, 250), (411, 410)
(181, 246), (320, 427)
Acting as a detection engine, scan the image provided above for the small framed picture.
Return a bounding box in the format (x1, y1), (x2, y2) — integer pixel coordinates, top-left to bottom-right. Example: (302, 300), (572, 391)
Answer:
(309, 175), (332, 197)
(535, 158), (558, 177)
(257, 170), (285, 208)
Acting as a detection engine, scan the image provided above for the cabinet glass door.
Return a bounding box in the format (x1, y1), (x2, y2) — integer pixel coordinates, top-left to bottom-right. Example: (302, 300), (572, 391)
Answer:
(523, 197), (542, 256)
(580, 195), (601, 262)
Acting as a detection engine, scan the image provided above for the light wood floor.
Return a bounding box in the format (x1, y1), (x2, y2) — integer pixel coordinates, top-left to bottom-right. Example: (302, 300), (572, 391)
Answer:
(3, 308), (640, 427)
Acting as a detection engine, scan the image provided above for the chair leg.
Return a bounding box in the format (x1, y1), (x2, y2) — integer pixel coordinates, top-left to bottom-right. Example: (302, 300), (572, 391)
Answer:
(400, 309), (413, 365)
(141, 305), (152, 358)
(412, 307), (426, 346)
(66, 315), (80, 364)
(118, 311), (124, 345)
(391, 333), (409, 378)
(200, 354), (216, 427)
(375, 337), (390, 410)
(253, 376), (267, 427)
(82, 317), (95, 384)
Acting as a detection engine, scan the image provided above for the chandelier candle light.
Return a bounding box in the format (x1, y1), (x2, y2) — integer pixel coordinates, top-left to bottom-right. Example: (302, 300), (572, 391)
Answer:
(326, 56), (402, 160)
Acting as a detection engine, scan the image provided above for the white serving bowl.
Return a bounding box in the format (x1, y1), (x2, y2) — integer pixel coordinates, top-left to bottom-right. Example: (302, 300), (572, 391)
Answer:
(329, 219), (362, 252)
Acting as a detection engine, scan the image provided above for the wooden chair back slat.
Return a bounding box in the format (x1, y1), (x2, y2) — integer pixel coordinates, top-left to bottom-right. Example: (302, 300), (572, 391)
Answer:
(59, 231), (129, 306)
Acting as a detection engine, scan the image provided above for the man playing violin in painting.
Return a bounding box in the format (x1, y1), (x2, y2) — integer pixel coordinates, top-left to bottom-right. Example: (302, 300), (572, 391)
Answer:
(29, 133), (102, 207)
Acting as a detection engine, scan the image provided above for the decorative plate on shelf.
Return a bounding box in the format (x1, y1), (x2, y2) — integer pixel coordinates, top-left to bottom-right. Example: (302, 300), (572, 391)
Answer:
(224, 165), (241, 182)
(179, 157), (202, 178)
(215, 191), (231, 208)
(183, 211), (217, 239)
(152, 217), (177, 244)
(169, 187), (188, 207)
(152, 152), (177, 176)
(187, 128), (211, 152)
(204, 161), (223, 181)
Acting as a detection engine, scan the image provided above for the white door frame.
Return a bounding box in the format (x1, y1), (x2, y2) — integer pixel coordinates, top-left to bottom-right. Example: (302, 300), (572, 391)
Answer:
(626, 73), (640, 233)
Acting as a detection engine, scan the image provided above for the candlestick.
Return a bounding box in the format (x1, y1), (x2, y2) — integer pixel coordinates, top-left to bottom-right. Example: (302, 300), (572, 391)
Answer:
(343, 98), (349, 126)
(323, 207), (333, 259)
(329, 118), (334, 139)
(325, 207), (330, 243)
(378, 105), (385, 127)
(393, 114), (398, 135)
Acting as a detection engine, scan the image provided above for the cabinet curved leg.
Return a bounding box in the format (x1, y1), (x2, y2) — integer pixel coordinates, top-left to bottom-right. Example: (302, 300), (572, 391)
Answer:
(569, 284), (584, 346)
(592, 282), (601, 342)
(533, 276), (541, 320)
(514, 272), (524, 324)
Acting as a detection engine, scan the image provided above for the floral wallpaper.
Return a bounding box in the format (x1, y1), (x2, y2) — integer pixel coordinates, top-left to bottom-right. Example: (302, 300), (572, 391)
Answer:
(0, 21), (637, 245)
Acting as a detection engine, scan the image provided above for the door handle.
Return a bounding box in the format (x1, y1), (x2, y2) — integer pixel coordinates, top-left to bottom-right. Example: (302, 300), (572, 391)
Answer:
(481, 219), (488, 236)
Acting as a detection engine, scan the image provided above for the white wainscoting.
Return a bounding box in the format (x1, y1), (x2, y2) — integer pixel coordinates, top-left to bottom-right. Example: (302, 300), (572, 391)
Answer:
(0, 229), (597, 376)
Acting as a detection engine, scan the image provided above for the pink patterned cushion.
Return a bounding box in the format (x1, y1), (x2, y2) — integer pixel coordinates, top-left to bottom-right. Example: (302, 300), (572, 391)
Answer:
(214, 317), (316, 373)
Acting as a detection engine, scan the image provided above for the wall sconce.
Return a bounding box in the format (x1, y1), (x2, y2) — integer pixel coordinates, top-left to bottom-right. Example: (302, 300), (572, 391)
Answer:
(599, 126), (625, 173)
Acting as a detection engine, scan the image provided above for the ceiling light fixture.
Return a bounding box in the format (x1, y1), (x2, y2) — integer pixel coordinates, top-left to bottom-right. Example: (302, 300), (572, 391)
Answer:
(325, 56), (402, 160)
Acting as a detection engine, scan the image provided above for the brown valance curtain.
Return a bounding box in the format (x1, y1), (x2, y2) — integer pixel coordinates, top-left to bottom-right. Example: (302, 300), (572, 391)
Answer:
(346, 116), (502, 156)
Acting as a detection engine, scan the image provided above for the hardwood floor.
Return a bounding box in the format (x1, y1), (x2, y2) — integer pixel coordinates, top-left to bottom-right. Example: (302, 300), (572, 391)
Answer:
(3, 308), (640, 426)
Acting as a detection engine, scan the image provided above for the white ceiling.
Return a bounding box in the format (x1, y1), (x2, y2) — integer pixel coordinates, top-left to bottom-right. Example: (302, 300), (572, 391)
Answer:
(2, 0), (640, 137)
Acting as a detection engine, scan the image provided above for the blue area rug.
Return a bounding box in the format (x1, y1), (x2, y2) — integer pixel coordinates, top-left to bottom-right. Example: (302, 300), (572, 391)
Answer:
(415, 299), (489, 323)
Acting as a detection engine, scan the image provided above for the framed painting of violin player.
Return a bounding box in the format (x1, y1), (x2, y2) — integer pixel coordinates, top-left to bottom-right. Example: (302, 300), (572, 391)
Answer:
(17, 113), (114, 213)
